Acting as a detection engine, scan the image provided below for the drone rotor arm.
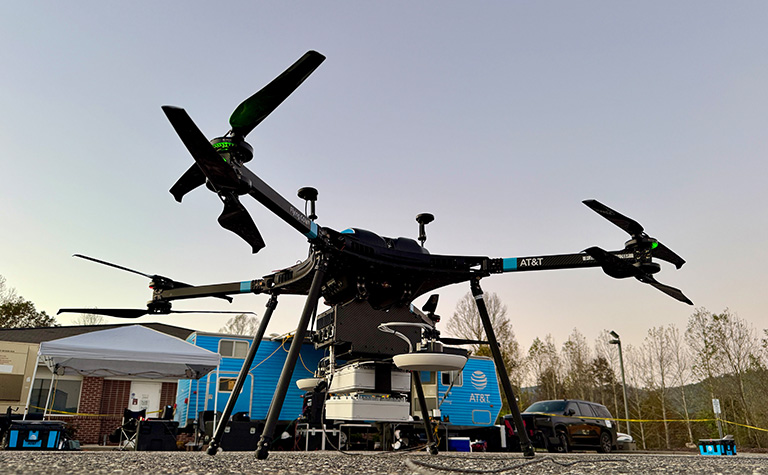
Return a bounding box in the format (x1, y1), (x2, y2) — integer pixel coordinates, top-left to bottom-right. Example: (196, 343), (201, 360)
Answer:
(487, 253), (601, 274)
(153, 279), (268, 302)
(237, 163), (320, 240)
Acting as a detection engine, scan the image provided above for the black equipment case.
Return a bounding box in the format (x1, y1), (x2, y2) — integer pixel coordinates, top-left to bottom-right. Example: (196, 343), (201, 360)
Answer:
(4, 421), (65, 450)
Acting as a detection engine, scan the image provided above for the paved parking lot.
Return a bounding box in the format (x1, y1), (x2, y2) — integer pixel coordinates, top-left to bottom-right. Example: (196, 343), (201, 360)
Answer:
(0, 450), (767, 474)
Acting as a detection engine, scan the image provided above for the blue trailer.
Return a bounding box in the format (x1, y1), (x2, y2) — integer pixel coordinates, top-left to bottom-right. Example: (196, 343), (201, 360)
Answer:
(175, 331), (506, 450)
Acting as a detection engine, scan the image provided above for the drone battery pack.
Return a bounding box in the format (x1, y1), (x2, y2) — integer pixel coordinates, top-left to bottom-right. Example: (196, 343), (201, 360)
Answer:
(325, 394), (411, 422)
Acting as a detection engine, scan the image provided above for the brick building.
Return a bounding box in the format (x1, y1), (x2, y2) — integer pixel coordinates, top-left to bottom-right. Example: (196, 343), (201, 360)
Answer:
(0, 323), (195, 445)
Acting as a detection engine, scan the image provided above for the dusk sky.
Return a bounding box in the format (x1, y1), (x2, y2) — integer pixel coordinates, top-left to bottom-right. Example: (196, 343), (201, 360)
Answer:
(2, 2), (766, 351)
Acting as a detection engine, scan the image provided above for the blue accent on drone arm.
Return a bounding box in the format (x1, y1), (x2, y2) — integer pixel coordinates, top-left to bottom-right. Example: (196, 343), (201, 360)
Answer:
(240, 281), (251, 292)
(305, 222), (318, 239)
(502, 258), (518, 272)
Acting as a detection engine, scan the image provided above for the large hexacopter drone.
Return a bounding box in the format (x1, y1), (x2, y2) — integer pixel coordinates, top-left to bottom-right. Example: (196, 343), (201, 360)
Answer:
(63, 51), (691, 459)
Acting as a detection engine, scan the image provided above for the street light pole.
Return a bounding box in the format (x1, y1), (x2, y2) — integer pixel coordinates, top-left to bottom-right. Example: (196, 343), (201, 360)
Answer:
(609, 330), (630, 437)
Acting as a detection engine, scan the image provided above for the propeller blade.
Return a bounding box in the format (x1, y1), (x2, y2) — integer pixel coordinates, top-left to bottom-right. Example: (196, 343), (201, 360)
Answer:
(168, 310), (257, 315)
(582, 201), (687, 270)
(635, 274), (693, 305)
(653, 242), (686, 269)
(73, 254), (151, 279)
(584, 247), (693, 304)
(218, 193), (266, 253)
(57, 308), (149, 318)
(169, 164), (206, 203)
(582, 199), (644, 236)
(73, 254), (233, 303)
(57, 308), (257, 318)
(229, 51), (326, 138)
(439, 337), (489, 346)
(162, 106), (240, 190)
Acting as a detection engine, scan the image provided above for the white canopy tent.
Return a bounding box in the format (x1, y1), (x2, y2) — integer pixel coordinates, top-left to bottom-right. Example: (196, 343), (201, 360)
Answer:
(24, 325), (220, 417)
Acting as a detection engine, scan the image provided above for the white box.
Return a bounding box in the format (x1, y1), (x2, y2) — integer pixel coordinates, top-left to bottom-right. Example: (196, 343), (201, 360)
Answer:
(329, 364), (411, 394)
(325, 394), (411, 422)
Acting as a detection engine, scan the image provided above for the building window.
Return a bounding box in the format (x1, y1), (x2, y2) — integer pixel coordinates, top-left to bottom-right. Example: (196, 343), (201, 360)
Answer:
(441, 370), (463, 387)
(29, 378), (82, 415)
(218, 377), (237, 393)
(0, 374), (24, 401)
(218, 340), (249, 358)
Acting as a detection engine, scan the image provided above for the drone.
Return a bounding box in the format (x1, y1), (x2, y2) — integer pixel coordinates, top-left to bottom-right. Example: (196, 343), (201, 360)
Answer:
(62, 50), (691, 459)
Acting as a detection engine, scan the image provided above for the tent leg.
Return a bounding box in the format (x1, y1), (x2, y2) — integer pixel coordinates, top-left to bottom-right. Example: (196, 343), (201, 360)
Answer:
(43, 367), (57, 419)
(256, 255), (328, 460)
(193, 378), (200, 448)
(207, 294), (280, 456)
(23, 354), (41, 420)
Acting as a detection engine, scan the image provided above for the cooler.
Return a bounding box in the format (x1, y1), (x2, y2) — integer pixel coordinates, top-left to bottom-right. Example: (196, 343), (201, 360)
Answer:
(5, 421), (65, 450)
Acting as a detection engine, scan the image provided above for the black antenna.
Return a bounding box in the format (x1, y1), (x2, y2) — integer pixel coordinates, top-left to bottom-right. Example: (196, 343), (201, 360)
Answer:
(416, 213), (434, 247)
(298, 187), (318, 221)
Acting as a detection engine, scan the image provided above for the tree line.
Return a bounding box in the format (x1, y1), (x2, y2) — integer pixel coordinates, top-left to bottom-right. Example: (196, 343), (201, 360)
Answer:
(447, 292), (768, 450)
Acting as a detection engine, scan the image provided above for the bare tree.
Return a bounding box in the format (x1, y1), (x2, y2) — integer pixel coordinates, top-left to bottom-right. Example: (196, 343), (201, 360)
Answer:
(446, 292), (522, 381)
(711, 309), (762, 446)
(686, 308), (725, 402)
(595, 330), (622, 430)
(528, 335), (562, 400)
(562, 328), (592, 401)
(219, 314), (260, 335)
(625, 344), (648, 449)
(668, 324), (694, 445)
(73, 312), (106, 326)
(0, 275), (16, 303)
(644, 326), (672, 450)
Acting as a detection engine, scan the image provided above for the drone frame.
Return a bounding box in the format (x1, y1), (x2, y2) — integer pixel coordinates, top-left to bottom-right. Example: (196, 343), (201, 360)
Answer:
(65, 50), (691, 459)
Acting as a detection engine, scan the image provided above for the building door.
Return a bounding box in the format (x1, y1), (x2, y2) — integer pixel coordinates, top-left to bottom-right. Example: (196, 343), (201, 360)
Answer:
(129, 381), (162, 416)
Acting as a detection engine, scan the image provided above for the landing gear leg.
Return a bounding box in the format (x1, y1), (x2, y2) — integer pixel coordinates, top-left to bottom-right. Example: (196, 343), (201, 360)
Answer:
(470, 278), (535, 457)
(207, 294), (279, 456)
(255, 255), (328, 460)
(412, 371), (438, 455)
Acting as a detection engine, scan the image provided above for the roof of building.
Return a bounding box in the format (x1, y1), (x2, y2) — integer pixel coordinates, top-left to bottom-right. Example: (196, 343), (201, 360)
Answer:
(0, 322), (195, 344)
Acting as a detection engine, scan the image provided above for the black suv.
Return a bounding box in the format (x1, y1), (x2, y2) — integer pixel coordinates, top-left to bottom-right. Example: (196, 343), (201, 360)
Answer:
(505, 399), (617, 453)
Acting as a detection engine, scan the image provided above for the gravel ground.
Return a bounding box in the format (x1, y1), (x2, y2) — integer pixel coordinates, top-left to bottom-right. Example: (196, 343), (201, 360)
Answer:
(0, 450), (766, 474)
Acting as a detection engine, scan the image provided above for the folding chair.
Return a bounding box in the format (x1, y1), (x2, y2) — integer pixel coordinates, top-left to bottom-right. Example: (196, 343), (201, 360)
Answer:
(116, 408), (146, 450)
(159, 405), (174, 420)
